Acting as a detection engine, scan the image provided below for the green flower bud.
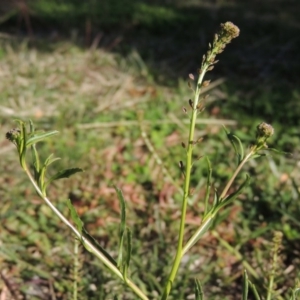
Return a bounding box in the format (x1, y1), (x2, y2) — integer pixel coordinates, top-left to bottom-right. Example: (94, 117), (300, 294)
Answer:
(256, 122), (274, 139)
(255, 122), (274, 148)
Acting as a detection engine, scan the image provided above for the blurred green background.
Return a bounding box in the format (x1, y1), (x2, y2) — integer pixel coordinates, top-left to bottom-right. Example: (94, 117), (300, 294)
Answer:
(0, 0), (299, 299)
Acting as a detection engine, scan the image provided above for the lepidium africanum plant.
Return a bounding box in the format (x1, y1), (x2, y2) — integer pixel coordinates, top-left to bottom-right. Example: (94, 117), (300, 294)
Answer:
(6, 22), (300, 299)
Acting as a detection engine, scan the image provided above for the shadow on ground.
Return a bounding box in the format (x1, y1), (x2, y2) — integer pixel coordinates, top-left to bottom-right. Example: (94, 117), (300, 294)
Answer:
(1, 0), (300, 126)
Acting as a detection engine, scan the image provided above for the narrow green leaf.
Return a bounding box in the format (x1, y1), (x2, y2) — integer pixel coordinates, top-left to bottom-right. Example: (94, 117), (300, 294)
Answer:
(194, 278), (204, 300)
(204, 157), (212, 216)
(114, 186), (127, 268)
(82, 227), (118, 267)
(31, 143), (40, 181)
(122, 262), (128, 282)
(183, 216), (214, 254)
(223, 126), (244, 162)
(17, 120), (27, 168)
(242, 270), (249, 300)
(66, 199), (84, 235)
(39, 155), (62, 194)
(26, 130), (59, 147)
(115, 186), (126, 237)
(230, 134), (244, 162)
(44, 154), (61, 167)
(267, 148), (291, 156)
(212, 189), (219, 207)
(66, 199), (117, 267)
(48, 168), (83, 182)
(248, 281), (261, 300)
(125, 228), (132, 277)
(29, 120), (35, 133)
(251, 154), (265, 159)
(29, 120), (41, 179)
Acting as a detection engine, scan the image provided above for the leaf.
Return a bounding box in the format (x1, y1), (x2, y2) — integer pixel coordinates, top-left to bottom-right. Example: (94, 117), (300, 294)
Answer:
(212, 189), (219, 207)
(26, 130), (59, 147)
(248, 281), (261, 300)
(44, 154), (61, 167)
(267, 148), (292, 156)
(66, 199), (84, 234)
(242, 270), (249, 300)
(40, 155), (62, 194)
(82, 227), (117, 267)
(66, 200), (117, 267)
(183, 216), (214, 254)
(31, 143), (40, 181)
(223, 126), (244, 162)
(123, 228), (132, 280)
(48, 168), (83, 182)
(204, 157), (212, 216)
(114, 185), (127, 268)
(251, 154), (265, 159)
(194, 278), (204, 300)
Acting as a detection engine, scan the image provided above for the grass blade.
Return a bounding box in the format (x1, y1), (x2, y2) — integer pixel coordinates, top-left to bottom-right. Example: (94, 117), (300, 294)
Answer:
(248, 281), (261, 300)
(242, 270), (249, 300)
(194, 278), (204, 300)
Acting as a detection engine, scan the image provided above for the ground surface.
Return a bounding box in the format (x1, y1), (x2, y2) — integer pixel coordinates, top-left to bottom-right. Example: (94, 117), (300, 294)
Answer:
(0, 1), (300, 299)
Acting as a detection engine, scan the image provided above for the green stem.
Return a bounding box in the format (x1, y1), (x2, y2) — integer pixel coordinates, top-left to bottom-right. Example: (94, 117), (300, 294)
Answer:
(266, 271), (275, 300)
(23, 164), (148, 300)
(73, 239), (79, 300)
(219, 151), (253, 200)
(161, 65), (209, 300)
(182, 150), (255, 255)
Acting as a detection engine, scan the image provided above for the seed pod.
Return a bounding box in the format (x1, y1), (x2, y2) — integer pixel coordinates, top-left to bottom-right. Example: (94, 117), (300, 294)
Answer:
(179, 161), (184, 169)
(189, 73), (195, 80)
(203, 80), (211, 87)
(189, 99), (193, 108)
(181, 142), (186, 148)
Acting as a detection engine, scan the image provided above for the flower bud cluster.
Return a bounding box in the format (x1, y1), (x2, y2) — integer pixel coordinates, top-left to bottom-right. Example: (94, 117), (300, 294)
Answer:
(204, 22), (240, 66)
(6, 128), (21, 143)
(255, 122), (274, 148)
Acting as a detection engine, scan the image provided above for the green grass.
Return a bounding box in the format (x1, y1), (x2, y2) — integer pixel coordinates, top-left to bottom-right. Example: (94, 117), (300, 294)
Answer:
(1, 1), (300, 298)
(1, 40), (299, 299)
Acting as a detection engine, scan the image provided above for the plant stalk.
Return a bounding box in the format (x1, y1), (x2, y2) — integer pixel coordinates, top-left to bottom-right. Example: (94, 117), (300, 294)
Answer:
(182, 150), (254, 255)
(23, 164), (148, 300)
(220, 151), (253, 200)
(161, 65), (209, 300)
